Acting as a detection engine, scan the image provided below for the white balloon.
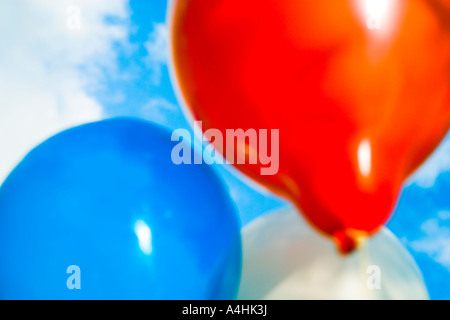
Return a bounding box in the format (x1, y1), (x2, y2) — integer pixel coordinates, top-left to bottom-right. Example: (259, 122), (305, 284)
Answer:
(238, 206), (428, 300)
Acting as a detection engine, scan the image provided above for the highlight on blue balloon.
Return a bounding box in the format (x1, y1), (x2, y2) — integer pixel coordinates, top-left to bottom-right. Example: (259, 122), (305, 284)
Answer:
(0, 117), (242, 300)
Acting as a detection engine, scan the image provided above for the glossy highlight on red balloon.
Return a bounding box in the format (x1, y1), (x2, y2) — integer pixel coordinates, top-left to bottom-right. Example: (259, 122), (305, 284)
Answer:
(170, 0), (450, 253)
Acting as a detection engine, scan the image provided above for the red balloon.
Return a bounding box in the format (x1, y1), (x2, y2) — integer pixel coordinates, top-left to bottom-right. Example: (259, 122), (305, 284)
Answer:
(170, 0), (450, 253)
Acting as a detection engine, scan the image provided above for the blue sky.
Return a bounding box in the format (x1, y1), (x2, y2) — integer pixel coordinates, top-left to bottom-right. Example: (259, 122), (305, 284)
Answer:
(1, 0), (449, 299)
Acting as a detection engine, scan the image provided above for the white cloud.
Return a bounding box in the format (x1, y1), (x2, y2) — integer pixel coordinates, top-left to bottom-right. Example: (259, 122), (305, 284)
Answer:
(407, 133), (450, 188)
(438, 211), (450, 220)
(144, 23), (168, 85)
(140, 97), (178, 127)
(410, 216), (450, 271)
(0, 0), (130, 184)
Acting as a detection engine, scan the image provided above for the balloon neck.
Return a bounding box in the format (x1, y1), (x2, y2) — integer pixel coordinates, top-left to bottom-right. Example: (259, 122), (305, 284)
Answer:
(333, 229), (368, 255)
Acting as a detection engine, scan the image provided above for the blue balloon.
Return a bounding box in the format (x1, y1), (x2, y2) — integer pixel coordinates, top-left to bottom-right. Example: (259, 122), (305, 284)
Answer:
(0, 118), (241, 299)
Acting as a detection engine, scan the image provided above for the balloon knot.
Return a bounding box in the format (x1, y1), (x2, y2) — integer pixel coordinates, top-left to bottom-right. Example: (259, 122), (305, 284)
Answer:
(333, 229), (368, 255)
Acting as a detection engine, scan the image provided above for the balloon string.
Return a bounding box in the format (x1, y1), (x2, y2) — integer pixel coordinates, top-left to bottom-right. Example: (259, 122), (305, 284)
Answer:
(358, 238), (372, 300)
